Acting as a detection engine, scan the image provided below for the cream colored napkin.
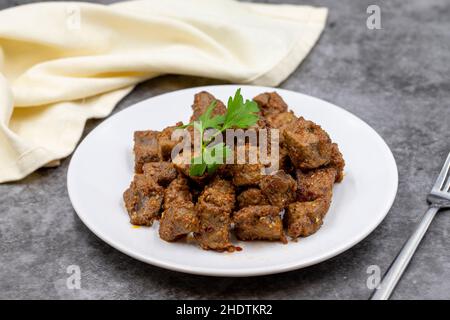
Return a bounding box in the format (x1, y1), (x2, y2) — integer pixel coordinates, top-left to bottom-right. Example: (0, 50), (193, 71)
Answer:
(0, 0), (327, 183)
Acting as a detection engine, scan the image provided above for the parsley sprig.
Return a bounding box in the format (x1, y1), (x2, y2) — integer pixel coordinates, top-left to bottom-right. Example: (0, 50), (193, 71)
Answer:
(181, 88), (260, 176)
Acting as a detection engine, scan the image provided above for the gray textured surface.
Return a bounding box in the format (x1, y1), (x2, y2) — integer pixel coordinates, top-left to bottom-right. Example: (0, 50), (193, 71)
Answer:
(0, 0), (449, 300)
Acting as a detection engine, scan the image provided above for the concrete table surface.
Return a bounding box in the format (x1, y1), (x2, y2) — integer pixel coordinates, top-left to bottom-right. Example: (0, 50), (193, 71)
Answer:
(1, 0), (449, 300)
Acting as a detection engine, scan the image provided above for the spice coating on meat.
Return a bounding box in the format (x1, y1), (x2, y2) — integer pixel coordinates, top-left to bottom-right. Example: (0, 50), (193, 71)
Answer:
(259, 170), (297, 208)
(265, 111), (297, 145)
(143, 162), (177, 187)
(237, 188), (269, 209)
(163, 176), (192, 210)
(159, 176), (198, 242)
(230, 143), (265, 187)
(195, 178), (236, 251)
(296, 168), (336, 202)
(231, 163), (264, 187)
(253, 92), (288, 116)
(123, 174), (164, 226)
(328, 143), (345, 183)
(283, 117), (333, 170)
(285, 198), (331, 238)
(265, 111), (297, 130)
(200, 178), (235, 212)
(133, 130), (161, 173)
(190, 91), (226, 122)
(234, 205), (286, 242)
(157, 123), (182, 161)
(159, 202), (199, 242)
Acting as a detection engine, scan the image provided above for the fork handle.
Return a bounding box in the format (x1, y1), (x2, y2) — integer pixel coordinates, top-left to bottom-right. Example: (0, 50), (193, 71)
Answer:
(370, 206), (439, 300)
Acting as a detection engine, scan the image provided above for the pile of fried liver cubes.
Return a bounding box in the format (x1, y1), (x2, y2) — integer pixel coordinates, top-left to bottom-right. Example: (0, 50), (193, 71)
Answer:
(123, 91), (345, 252)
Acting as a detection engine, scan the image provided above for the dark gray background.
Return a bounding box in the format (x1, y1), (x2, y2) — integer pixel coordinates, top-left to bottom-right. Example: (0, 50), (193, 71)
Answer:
(1, 0), (449, 300)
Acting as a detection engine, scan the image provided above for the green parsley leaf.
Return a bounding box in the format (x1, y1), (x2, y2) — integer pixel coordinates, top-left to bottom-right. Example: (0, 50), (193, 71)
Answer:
(180, 88), (259, 176)
(189, 155), (207, 176)
(222, 88), (260, 130)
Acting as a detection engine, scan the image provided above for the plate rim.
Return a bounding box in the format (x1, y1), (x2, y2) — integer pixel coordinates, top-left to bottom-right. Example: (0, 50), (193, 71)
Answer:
(67, 84), (398, 277)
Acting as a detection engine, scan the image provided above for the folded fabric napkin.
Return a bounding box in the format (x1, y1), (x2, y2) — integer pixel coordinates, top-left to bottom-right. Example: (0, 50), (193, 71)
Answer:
(0, 0), (327, 183)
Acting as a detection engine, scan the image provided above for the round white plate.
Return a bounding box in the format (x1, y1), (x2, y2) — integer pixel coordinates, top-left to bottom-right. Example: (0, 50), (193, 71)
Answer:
(67, 85), (398, 277)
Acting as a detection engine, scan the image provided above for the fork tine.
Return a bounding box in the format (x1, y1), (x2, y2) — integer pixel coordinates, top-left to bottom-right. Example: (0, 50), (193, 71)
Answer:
(445, 178), (450, 192)
(434, 151), (450, 191)
(444, 168), (450, 192)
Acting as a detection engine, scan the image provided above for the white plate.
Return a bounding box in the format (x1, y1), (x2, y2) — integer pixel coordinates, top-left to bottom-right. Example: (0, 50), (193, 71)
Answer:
(67, 85), (398, 277)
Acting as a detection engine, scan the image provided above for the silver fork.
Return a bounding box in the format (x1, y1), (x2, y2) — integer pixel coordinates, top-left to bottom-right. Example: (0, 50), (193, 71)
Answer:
(371, 151), (450, 300)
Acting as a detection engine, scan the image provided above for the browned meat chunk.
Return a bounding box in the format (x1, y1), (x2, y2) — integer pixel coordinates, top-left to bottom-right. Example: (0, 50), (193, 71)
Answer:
(296, 167), (336, 202)
(328, 143), (345, 182)
(171, 153), (211, 186)
(229, 143), (264, 186)
(283, 117), (332, 169)
(143, 162), (177, 187)
(253, 92), (288, 116)
(163, 176), (192, 210)
(237, 188), (269, 209)
(159, 176), (198, 242)
(196, 205), (232, 251)
(259, 170), (297, 208)
(195, 178), (235, 251)
(123, 174), (163, 226)
(157, 123), (183, 161)
(234, 205), (286, 242)
(133, 130), (161, 173)
(285, 198), (331, 238)
(159, 202), (199, 242)
(190, 91), (226, 122)
(248, 117), (268, 131)
(200, 178), (235, 213)
(231, 163), (264, 187)
(265, 111), (297, 147)
(265, 111), (297, 131)
(264, 141), (293, 175)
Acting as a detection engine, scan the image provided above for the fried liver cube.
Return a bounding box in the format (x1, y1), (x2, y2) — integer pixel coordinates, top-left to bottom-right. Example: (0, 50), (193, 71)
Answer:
(328, 143), (345, 183)
(142, 162), (177, 187)
(231, 163), (264, 187)
(199, 178), (235, 213)
(265, 111), (297, 130)
(296, 167), (336, 202)
(237, 188), (269, 209)
(234, 205), (286, 242)
(195, 178), (236, 251)
(172, 153), (211, 186)
(253, 92), (288, 116)
(259, 129), (292, 175)
(157, 123), (183, 161)
(163, 176), (192, 210)
(229, 143), (265, 187)
(159, 176), (198, 242)
(285, 198), (331, 238)
(190, 91), (226, 122)
(133, 130), (161, 173)
(159, 201), (199, 242)
(259, 170), (297, 208)
(283, 117), (333, 170)
(265, 111), (297, 147)
(123, 174), (164, 226)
